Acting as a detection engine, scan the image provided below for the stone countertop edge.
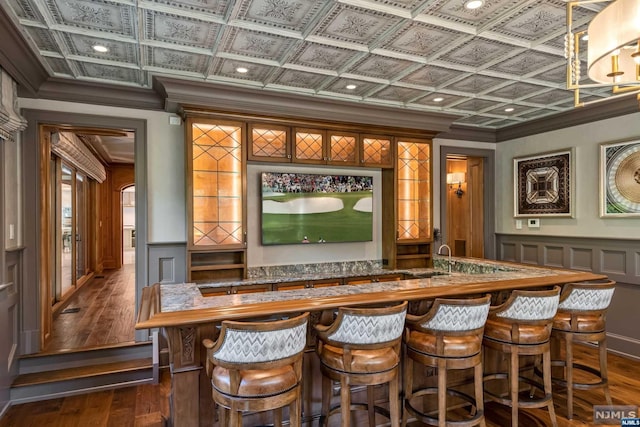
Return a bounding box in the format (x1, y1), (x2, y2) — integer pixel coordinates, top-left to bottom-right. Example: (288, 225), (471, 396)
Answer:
(158, 258), (579, 314)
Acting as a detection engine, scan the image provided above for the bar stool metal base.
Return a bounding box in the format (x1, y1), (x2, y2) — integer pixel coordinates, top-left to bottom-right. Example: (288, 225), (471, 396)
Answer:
(405, 386), (484, 427)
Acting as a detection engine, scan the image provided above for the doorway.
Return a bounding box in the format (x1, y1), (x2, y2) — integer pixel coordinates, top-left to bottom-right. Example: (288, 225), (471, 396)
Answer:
(439, 146), (496, 260)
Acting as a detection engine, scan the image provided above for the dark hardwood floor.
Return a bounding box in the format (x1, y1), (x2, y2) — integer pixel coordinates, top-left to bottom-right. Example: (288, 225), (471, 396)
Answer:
(2, 345), (638, 426)
(45, 259), (136, 352)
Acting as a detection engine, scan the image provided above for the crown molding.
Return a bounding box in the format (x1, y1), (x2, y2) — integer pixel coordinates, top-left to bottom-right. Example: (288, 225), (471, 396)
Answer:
(154, 77), (461, 134)
(497, 93), (640, 141)
(435, 124), (497, 143)
(29, 78), (164, 111)
(0, 6), (49, 96)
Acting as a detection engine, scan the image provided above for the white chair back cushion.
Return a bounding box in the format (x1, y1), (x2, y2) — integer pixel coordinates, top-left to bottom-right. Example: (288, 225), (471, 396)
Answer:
(421, 303), (490, 331)
(497, 294), (559, 321)
(213, 321), (307, 363)
(558, 287), (615, 311)
(328, 310), (406, 344)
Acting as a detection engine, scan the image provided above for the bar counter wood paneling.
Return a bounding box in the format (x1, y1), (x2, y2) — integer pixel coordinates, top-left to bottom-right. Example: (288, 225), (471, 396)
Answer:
(135, 260), (606, 427)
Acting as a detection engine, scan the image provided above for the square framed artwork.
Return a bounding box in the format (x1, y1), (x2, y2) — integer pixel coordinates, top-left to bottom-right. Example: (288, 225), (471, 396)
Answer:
(600, 139), (640, 217)
(514, 148), (574, 217)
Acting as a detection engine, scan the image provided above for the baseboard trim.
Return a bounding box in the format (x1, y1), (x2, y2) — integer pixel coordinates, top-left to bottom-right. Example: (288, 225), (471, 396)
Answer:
(607, 332), (640, 361)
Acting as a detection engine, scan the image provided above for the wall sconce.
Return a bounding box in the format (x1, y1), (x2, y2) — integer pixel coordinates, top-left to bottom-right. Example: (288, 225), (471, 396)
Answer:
(446, 172), (465, 198)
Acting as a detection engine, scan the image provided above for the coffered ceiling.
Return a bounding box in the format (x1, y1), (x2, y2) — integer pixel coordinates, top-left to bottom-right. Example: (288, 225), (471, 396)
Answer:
(0, 0), (632, 131)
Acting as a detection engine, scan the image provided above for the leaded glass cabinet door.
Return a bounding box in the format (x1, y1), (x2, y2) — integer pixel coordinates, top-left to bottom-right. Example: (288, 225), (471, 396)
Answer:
(395, 139), (432, 269)
(293, 128), (325, 164)
(186, 118), (246, 282)
(327, 131), (358, 166)
(247, 123), (290, 162)
(361, 135), (393, 168)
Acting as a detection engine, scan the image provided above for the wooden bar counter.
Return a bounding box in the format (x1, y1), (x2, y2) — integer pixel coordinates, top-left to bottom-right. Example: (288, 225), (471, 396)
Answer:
(135, 258), (606, 427)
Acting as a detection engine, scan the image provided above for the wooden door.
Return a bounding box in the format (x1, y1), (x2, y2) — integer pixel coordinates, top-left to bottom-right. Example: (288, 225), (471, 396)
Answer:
(467, 156), (484, 258)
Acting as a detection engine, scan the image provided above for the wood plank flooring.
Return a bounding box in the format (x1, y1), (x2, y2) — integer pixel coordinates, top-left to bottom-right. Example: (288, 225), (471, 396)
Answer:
(46, 263), (136, 352)
(2, 345), (639, 426)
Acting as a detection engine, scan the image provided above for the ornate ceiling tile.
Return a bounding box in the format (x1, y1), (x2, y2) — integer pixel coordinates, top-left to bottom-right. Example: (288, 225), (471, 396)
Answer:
(443, 74), (504, 93)
(146, 0), (232, 19)
(218, 27), (296, 61)
(232, 0), (327, 32)
(73, 61), (141, 84)
(518, 108), (559, 120)
(411, 92), (467, 107)
(488, 1), (566, 42)
(378, 22), (463, 58)
(523, 89), (571, 106)
(321, 77), (383, 97)
(7, 0), (45, 22)
(144, 46), (210, 74)
(399, 65), (466, 88)
(269, 69), (327, 90)
(24, 26), (61, 53)
(311, 4), (402, 46)
(369, 86), (422, 103)
(453, 98), (500, 112)
(487, 50), (563, 76)
(529, 65), (566, 85)
(367, 0), (426, 11)
(286, 42), (359, 72)
(142, 10), (222, 49)
(485, 82), (549, 100)
(44, 56), (74, 76)
(62, 33), (138, 64)
(485, 118), (520, 127)
(346, 54), (416, 80)
(209, 57), (274, 83)
(418, 0), (522, 27)
(453, 114), (497, 125)
(45, 0), (136, 37)
(436, 37), (516, 68)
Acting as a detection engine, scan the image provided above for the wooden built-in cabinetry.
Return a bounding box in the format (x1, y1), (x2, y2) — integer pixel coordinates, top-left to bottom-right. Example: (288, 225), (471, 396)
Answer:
(247, 120), (393, 168)
(383, 138), (433, 270)
(186, 116), (247, 282)
(183, 108), (434, 281)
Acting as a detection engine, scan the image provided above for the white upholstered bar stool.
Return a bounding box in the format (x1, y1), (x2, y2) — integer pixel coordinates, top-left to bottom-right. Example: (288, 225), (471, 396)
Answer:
(550, 280), (615, 419)
(482, 287), (560, 427)
(202, 312), (309, 427)
(402, 295), (491, 427)
(315, 301), (408, 427)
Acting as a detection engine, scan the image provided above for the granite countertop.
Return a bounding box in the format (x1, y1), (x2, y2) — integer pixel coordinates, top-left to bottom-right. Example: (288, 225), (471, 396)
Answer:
(161, 257), (576, 314)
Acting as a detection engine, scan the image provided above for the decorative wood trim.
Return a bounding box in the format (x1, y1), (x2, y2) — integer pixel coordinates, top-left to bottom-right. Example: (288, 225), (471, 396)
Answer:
(160, 77), (458, 134)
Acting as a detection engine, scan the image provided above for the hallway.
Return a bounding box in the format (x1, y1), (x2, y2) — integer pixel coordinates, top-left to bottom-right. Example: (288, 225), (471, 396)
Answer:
(44, 255), (136, 353)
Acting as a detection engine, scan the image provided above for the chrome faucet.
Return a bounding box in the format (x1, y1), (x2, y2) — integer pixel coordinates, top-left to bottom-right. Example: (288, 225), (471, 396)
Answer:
(437, 244), (452, 274)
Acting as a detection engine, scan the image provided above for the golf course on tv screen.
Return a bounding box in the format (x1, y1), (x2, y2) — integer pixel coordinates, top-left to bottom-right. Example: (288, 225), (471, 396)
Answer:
(261, 172), (373, 245)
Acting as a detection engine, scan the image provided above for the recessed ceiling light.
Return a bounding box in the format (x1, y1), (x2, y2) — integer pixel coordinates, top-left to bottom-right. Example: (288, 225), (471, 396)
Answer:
(433, 97), (444, 102)
(504, 107), (515, 112)
(581, 34), (589, 41)
(92, 45), (109, 53)
(345, 84), (357, 90)
(464, 0), (484, 10)
(236, 67), (249, 73)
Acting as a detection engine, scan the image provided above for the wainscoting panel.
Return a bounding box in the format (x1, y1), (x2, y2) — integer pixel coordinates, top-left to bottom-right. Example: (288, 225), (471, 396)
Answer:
(148, 243), (186, 285)
(543, 245), (564, 267)
(569, 247), (593, 272)
(497, 234), (640, 358)
(521, 244), (538, 265)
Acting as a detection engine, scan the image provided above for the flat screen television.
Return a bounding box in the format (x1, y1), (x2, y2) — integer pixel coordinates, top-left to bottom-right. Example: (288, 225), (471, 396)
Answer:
(261, 172), (373, 245)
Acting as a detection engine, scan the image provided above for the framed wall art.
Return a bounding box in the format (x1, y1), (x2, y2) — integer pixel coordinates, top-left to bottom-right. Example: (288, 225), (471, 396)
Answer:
(600, 139), (640, 217)
(514, 148), (574, 218)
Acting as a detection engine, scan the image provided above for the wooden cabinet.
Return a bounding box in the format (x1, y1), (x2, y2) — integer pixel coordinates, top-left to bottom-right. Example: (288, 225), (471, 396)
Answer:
(186, 116), (247, 282)
(361, 134), (393, 168)
(345, 273), (403, 285)
(247, 123), (290, 162)
(383, 138), (433, 270)
(247, 123), (389, 168)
